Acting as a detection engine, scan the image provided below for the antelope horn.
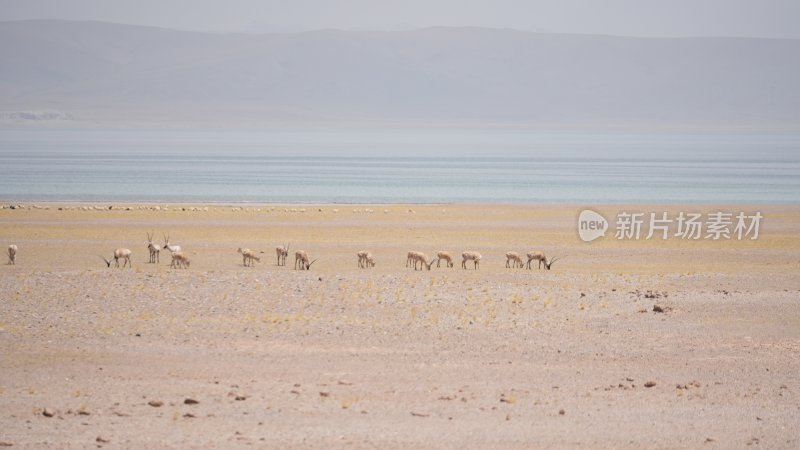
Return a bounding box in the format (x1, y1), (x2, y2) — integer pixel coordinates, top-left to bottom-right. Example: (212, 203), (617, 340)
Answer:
(547, 256), (562, 269)
(308, 259), (317, 268)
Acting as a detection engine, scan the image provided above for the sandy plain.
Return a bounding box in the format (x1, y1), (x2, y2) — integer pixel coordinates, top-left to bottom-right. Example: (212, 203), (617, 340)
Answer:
(0, 203), (799, 448)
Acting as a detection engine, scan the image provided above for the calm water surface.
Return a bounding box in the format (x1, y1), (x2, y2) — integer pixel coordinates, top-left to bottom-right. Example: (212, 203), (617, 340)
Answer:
(1, 129), (798, 203)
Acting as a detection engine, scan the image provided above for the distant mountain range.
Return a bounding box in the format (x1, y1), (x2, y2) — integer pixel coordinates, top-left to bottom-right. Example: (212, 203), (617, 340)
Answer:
(1, 20), (798, 128)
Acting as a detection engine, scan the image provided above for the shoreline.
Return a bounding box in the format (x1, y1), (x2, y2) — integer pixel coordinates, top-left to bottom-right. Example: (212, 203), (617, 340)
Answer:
(2, 200), (797, 208)
(2, 202), (797, 276)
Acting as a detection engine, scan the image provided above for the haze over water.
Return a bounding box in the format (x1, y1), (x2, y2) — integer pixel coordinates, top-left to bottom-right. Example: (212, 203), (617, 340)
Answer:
(1, 128), (798, 204)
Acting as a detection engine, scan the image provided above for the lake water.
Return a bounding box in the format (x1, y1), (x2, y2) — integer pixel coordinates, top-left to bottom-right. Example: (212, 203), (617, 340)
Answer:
(1, 128), (798, 204)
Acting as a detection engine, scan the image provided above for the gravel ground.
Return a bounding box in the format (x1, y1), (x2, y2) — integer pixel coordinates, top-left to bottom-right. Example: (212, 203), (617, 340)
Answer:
(1, 203), (799, 448)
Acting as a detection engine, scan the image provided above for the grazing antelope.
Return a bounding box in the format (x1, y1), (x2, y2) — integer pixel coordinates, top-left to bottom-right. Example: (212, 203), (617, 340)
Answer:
(505, 251), (524, 268)
(7, 244), (17, 265)
(526, 251), (561, 270)
(238, 247), (250, 266)
(461, 251), (482, 269)
(162, 233), (181, 254)
(238, 247), (261, 267)
(436, 251), (454, 268)
(357, 250), (375, 268)
(406, 251), (421, 268)
(102, 248), (132, 268)
(294, 250), (317, 270)
(146, 232), (160, 263)
(408, 251), (436, 271)
(170, 251), (190, 269)
(276, 243), (289, 266)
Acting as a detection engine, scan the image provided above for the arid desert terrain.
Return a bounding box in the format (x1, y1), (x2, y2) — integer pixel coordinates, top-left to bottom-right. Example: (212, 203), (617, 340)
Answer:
(1, 203), (799, 448)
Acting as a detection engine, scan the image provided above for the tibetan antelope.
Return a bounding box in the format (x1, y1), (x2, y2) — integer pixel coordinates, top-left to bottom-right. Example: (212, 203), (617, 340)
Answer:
(526, 251), (561, 270)
(276, 243), (289, 266)
(102, 248), (132, 268)
(238, 247), (261, 267)
(162, 233), (181, 254)
(170, 251), (190, 269)
(505, 251), (524, 268)
(408, 251), (436, 271)
(294, 250), (317, 270)
(7, 244), (17, 265)
(146, 232), (160, 263)
(436, 251), (454, 268)
(357, 250), (376, 268)
(461, 251), (482, 269)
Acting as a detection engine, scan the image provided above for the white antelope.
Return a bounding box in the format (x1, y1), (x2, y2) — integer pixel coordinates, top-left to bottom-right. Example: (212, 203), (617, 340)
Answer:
(276, 243), (289, 266)
(408, 251), (436, 271)
(357, 250), (375, 268)
(436, 251), (454, 268)
(505, 251), (524, 268)
(170, 251), (190, 269)
(162, 233), (181, 254)
(238, 247), (261, 267)
(7, 244), (17, 265)
(294, 250), (317, 270)
(146, 232), (160, 263)
(526, 251), (561, 270)
(461, 251), (482, 269)
(102, 248), (132, 268)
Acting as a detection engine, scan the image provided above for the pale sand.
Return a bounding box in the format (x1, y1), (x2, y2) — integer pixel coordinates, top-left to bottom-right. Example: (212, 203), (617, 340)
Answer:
(1, 203), (799, 448)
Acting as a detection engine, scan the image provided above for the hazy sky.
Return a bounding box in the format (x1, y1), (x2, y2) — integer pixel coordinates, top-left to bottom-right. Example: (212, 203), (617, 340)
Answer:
(1, 0), (799, 38)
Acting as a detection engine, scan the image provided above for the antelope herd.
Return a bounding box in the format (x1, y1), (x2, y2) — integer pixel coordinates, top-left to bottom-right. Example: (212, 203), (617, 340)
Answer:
(5, 237), (561, 271)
